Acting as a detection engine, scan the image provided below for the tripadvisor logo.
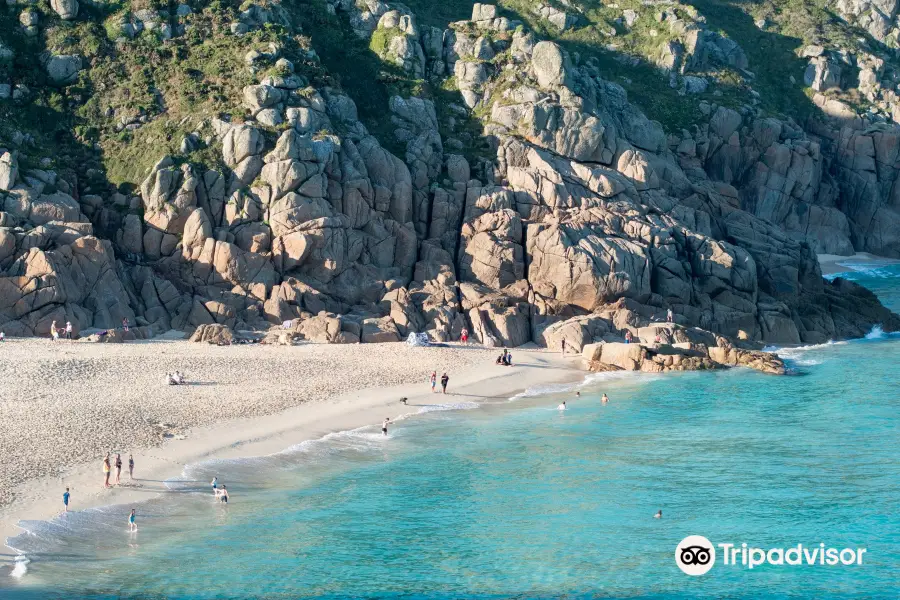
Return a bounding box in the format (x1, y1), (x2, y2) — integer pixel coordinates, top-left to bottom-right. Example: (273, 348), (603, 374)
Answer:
(675, 535), (716, 576)
(675, 536), (867, 576)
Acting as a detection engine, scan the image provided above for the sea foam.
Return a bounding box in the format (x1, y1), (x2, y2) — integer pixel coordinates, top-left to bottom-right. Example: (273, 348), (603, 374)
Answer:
(10, 556), (29, 578)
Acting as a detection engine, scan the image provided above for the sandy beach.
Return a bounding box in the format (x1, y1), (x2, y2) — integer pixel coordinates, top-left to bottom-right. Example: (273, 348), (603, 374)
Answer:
(0, 339), (583, 557)
(818, 252), (900, 275)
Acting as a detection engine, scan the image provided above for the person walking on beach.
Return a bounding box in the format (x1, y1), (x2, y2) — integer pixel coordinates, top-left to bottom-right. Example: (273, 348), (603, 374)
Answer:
(460, 328), (469, 344)
(50, 320), (59, 341)
(114, 454), (123, 485)
(211, 477), (218, 495)
(103, 454), (111, 488)
(65, 321), (73, 340)
(63, 487), (70, 512)
(128, 455), (134, 479)
(561, 339), (567, 354)
(128, 509), (137, 532)
(440, 372), (449, 394)
(382, 418), (391, 436)
(430, 371), (437, 393)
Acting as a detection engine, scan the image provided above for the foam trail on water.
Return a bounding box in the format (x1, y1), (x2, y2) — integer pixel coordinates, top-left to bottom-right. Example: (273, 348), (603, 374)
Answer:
(416, 401), (479, 414)
(764, 340), (847, 355)
(840, 265), (900, 279)
(508, 370), (646, 402)
(793, 358), (824, 366)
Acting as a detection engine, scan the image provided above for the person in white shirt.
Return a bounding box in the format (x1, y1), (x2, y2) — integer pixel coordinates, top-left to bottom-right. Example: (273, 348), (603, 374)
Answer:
(65, 321), (73, 339)
(557, 401), (567, 411)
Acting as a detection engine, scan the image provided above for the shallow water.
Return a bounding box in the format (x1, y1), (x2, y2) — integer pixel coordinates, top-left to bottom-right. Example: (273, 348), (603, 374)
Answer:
(5, 266), (900, 598)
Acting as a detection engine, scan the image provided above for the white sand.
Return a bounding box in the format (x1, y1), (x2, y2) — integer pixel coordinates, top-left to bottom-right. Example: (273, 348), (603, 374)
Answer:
(818, 252), (900, 275)
(0, 339), (583, 552)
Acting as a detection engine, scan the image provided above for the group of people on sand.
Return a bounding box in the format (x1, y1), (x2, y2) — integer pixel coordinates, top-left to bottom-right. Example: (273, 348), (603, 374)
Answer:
(557, 391), (609, 411)
(429, 371), (450, 394)
(49, 320), (73, 341)
(48, 317), (131, 341)
(210, 476), (230, 503)
(495, 349), (513, 366)
(385, 370), (454, 435)
(102, 452), (134, 488)
(166, 371), (187, 385)
(62, 453), (136, 526)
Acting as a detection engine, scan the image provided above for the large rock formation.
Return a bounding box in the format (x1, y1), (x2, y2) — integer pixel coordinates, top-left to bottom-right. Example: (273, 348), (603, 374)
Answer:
(0, 1), (898, 351)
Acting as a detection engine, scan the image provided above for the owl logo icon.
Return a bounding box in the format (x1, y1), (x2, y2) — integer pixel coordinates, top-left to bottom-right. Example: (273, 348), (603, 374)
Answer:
(675, 536), (716, 575)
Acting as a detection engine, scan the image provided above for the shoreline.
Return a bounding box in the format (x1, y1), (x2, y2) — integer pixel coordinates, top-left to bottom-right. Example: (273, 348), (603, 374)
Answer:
(817, 252), (900, 276)
(1, 346), (585, 560)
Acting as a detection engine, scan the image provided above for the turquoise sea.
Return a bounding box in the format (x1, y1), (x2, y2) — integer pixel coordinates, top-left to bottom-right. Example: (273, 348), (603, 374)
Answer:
(4, 262), (900, 598)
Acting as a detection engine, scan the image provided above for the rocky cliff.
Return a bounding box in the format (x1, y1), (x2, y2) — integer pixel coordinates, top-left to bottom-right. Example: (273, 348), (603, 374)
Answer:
(0, 0), (898, 348)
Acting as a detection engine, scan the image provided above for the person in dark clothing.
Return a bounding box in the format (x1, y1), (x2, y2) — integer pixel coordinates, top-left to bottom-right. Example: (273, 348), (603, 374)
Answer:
(440, 373), (449, 394)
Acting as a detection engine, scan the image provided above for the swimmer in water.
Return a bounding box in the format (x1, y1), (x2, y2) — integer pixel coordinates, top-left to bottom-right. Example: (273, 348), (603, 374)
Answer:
(557, 401), (567, 410)
(575, 391), (581, 398)
(601, 393), (609, 404)
(654, 510), (662, 519)
(128, 508), (137, 532)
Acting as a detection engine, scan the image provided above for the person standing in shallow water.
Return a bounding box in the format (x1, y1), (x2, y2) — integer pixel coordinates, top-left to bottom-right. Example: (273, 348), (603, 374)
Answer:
(440, 372), (449, 394)
(128, 508), (137, 532)
(382, 418), (390, 436)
